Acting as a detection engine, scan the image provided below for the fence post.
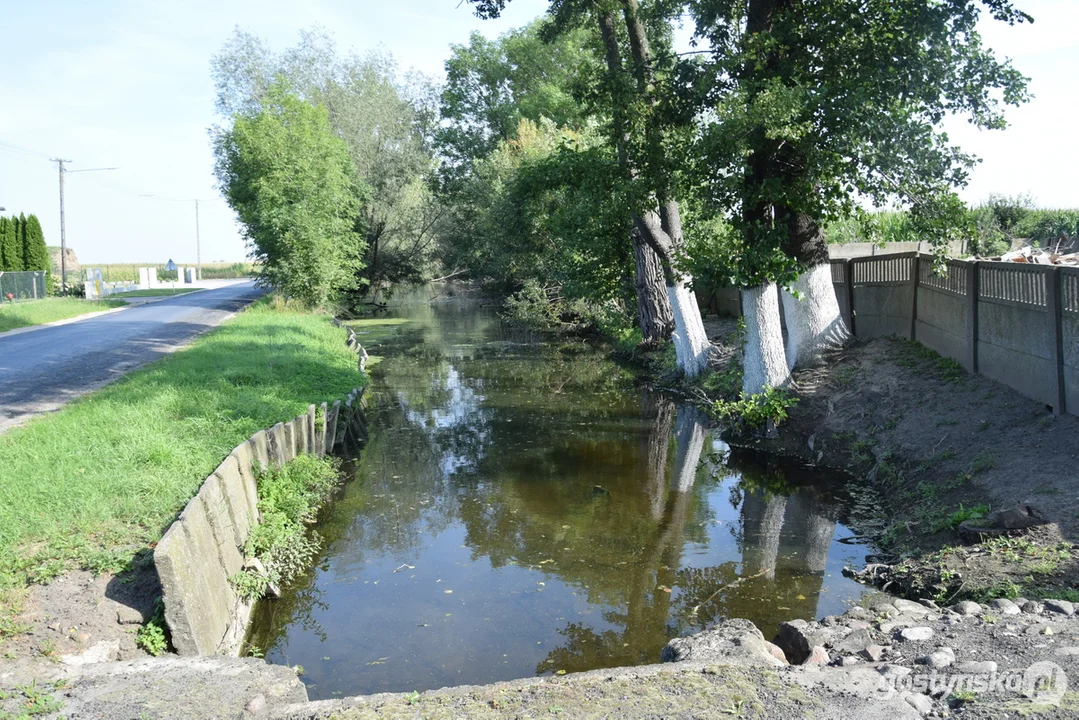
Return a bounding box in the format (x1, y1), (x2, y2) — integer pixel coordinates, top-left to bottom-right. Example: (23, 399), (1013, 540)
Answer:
(908, 254), (920, 340)
(967, 261), (980, 373)
(1045, 265), (1066, 415)
(844, 258), (855, 336)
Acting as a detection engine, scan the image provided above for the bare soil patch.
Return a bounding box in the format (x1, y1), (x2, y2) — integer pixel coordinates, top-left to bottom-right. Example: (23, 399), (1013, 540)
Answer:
(725, 334), (1079, 603)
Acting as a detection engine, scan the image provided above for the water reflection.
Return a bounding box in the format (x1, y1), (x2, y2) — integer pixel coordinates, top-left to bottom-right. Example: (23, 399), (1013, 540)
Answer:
(246, 290), (868, 698)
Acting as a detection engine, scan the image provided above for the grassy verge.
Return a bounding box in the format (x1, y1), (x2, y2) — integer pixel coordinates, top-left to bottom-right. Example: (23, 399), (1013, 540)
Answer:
(0, 297), (127, 332)
(107, 288), (201, 298)
(0, 300), (410, 617)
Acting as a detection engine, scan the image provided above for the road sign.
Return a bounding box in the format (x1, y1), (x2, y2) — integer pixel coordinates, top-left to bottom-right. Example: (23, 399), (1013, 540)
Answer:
(165, 259), (178, 273)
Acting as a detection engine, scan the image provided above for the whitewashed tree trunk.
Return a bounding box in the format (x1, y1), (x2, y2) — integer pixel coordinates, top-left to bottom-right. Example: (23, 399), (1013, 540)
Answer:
(671, 405), (707, 493)
(781, 262), (850, 370)
(668, 279), (712, 379)
(742, 282), (790, 396)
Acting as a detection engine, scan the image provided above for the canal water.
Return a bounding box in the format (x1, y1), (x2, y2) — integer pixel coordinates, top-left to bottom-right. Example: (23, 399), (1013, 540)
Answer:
(247, 289), (871, 699)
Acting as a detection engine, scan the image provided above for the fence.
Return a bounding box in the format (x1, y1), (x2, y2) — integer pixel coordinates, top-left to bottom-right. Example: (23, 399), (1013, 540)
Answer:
(703, 253), (1078, 416)
(827, 252), (1075, 415)
(0, 271), (46, 301)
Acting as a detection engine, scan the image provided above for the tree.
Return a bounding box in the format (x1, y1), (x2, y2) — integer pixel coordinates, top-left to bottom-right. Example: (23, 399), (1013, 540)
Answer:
(214, 81), (364, 307)
(213, 29), (442, 302)
(0, 217), (16, 272)
(689, 0), (1031, 385)
(21, 215), (49, 274)
(437, 20), (600, 188)
(470, 0), (713, 375)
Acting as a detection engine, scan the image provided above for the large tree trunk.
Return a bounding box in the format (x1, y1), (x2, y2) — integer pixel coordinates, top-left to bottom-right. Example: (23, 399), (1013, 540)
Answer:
(741, 489), (786, 581)
(636, 207), (713, 377)
(633, 229), (675, 345)
(741, 283), (790, 395)
(778, 207), (850, 371)
(642, 391), (676, 520)
(598, 10), (674, 346)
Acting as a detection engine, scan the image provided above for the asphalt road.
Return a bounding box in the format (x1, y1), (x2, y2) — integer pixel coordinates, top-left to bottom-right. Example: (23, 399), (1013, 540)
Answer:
(0, 281), (265, 435)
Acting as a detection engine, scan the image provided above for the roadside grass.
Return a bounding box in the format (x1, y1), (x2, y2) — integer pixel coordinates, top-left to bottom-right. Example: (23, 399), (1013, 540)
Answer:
(107, 288), (201, 298)
(0, 300), (407, 614)
(0, 297), (127, 333)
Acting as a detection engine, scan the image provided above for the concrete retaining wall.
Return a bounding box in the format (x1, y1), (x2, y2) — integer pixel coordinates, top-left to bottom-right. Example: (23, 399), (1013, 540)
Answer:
(155, 324), (372, 656)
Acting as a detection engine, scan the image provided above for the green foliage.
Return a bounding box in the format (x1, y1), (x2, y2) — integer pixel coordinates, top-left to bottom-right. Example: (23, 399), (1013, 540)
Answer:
(711, 387), (799, 431)
(689, 0), (1031, 283)
(0, 299), (362, 609)
(0, 217), (18, 272)
(230, 454), (341, 602)
(19, 215), (48, 274)
(212, 29), (443, 304)
(0, 298), (126, 333)
(437, 20), (599, 187)
(136, 601), (168, 656)
(214, 80), (364, 308)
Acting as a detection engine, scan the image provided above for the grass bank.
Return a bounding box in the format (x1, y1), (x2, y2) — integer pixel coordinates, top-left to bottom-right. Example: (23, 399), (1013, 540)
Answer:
(0, 300), (407, 616)
(0, 297), (127, 333)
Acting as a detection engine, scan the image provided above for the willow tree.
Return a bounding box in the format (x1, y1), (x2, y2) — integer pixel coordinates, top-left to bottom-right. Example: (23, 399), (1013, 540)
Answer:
(690, 0), (1031, 383)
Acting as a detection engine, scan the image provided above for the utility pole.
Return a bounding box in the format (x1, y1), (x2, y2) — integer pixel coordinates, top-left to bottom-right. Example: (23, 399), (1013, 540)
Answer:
(50, 159), (72, 291)
(50, 160), (118, 292)
(195, 199), (202, 280)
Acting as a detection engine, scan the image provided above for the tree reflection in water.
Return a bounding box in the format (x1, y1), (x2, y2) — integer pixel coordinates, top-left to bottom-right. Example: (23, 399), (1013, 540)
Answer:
(247, 290), (868, 698)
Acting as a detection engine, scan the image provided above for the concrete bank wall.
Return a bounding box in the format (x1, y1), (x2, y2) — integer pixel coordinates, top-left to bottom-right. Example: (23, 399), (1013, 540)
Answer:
(155, 326), (371, 656)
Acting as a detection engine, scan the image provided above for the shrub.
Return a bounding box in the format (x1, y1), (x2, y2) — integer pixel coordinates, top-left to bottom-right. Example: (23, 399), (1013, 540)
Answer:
(230, 454), (341, 602)
(712, 386), (799, 431)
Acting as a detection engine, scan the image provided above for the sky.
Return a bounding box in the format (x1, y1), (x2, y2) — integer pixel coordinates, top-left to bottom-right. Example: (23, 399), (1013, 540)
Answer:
(0, 0), (1075, 265)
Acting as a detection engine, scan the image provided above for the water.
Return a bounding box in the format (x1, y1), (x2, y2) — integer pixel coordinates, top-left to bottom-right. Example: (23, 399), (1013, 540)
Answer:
(247, 288), (870, 699)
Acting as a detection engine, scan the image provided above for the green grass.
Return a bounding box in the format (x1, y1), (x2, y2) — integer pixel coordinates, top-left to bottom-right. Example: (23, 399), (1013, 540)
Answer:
(107, 288), (201, 298)
(0, 297), (127, 333)
(0, 300), (404, 608)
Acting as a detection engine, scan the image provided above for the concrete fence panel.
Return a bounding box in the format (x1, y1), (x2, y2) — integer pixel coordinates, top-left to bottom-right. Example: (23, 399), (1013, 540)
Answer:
(850, 254), (916, 338)
(915, 260), (971, 370)
(1060, 269), (1079, 414)
(976, 264), (1059, 409)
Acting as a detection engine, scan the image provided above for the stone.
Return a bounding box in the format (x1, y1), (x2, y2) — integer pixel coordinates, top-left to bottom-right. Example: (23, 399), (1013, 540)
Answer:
(1044, 599), (1075, 616)
(803, 646), (830, 666)
(833, 629), (874, 655)
(918, 599), (939, 610)
(845, 606), (871, 621)
(989, 598), (1021, 615)
(861, 644), (887, 662)
(661, 619), (786, 668)
(116, 606), (144, 625)
(878, 664), (912, 681)
(247, 430), (271, 472)
(918, 646), (955, 669)
(847, 619), (871, 631)
(1055, 647), (1079, 657)
(1013, 597), (1029, 607)
(197, 475), (245, 577)
(838, 655), (861, 667)
(873, 603), (900, 618)
(61, 639), (119, 666)
(266, 424), (286, 466)
(952, 601), (982, 616)
(898, 627), (934, 642)
(904, 693), (933, 715)
(773, 620), (827, 665)
(764, 641), (788, 664)
(893, 599), (932, 618)
(246, 694), (267, 714)
(324, 401), (341, 454)
(1022, 601), (1044, 614)
(956, 660), (998, 673)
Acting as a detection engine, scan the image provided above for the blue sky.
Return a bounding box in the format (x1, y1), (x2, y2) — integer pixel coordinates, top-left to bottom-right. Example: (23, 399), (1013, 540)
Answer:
(0, 0), (1075, 264)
